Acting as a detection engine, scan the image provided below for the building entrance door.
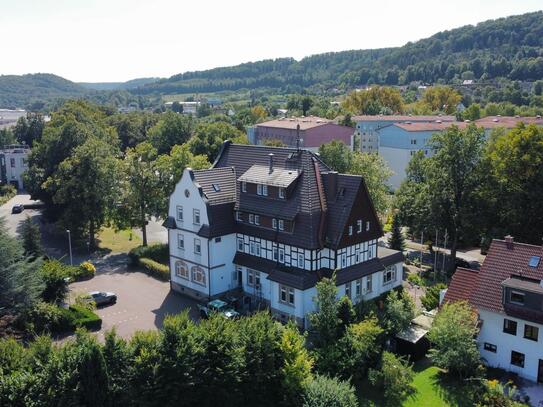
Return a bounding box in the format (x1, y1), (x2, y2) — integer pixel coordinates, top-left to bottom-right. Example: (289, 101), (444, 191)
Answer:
(538, 360), (543, 383)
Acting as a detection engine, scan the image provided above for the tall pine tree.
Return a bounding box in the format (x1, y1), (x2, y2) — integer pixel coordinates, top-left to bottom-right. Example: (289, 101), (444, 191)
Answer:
(388, 213), (405, 252)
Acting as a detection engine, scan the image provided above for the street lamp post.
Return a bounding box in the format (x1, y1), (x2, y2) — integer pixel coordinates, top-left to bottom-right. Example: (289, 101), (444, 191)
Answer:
(66, 229), (73, 266)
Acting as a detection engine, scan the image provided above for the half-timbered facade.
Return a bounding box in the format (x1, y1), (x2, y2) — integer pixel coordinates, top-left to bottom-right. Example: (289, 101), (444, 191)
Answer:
(164, 141), (403, 328)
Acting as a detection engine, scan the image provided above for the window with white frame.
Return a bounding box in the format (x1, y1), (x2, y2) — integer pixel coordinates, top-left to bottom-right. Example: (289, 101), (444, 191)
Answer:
(355, 278), (362, 296)
(194, 238), (201, 255)
(279, 285), (295, 306)
(273, 247), (278, 261)
(279, 188), (285, 199)
(345, 282), (351, 299)
(193, 209), (200, 225)
(298, 253), (304, 269)
(242, 181), (247, 192)
(383, 265), (396, 284)
(255, 243), (261, 256)
(341, 253), (347, 268)
(292, 255), (298, 267)
(237, 238), (244, 251)
(254, 215), (260, 225)
(257, 184), (268, 196)
(175, 261), (189, 279)
(279, 248), (285, 263)
(272, 218), (277, 229)
(249, 214), (255, 224)
(355, 250), (360, 263)
(348, 226), (353, 236)
(176, 206), (183, 222)
(177, 233), (184, 250)
(366, 221), (370, 231)
(278, 220), (284, 231)
(247, 269), (260, 287)
(250, 242), (256, 255)
(366, 275), (373, 292)
(357, 219), (362, 233)
(236, 211), (242, 221)
(262, 184), (268, 196)
(233, 266), (242, 285)
(191, 266), (206, 286)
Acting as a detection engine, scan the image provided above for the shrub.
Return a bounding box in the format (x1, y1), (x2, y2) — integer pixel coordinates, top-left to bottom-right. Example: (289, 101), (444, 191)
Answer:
(78, 261), (96, 279)
(74, 293), (96, 311)
(302, 375), (358, 407)
(68, 305), (102, 331)
(421, 283), (448, 311)
(22, 301), (67, 333)
(407, 272), (424, 287)
(369, 351), (416, 407)
(0, 184), (16, 205)
(39, 260), (69, 304)
(139, 257), (170, 281)
(128, 244), (168, 265)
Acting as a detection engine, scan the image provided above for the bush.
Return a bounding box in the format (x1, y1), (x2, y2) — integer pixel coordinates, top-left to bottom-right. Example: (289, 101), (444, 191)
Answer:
(139, 257), (170, 281)
(407, 272), (424, 287)
(302, 375), (358, 407)
(78, 261), (96, 279)
(421, 283), (448, 311)
(39, 260), (69, 304)
(369, 351), (416, 407)
(128, 244), (168, 265)
(68, 305), (102, 331)
(22, 301), (67, 333)
(0, 184), (16, 205)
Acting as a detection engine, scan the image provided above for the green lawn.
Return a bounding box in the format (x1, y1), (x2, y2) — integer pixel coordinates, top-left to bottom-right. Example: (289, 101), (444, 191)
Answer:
(96, 227), (141, 253)
(358, 359), (473, 407)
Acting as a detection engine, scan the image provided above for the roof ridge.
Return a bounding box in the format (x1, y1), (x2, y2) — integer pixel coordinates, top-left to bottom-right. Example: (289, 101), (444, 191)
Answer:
(492, 239), (543, 250)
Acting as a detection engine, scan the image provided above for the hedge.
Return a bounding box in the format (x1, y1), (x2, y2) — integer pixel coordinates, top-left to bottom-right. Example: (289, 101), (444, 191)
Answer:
(128, 244), (168, 265)
(139, 257), (170, 281)
(23, 303), (102, 334)
(67, 305), (102, 331)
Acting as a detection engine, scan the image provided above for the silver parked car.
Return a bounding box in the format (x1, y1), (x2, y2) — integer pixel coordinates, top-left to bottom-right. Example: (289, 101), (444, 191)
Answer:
(88, 291), (117, 306)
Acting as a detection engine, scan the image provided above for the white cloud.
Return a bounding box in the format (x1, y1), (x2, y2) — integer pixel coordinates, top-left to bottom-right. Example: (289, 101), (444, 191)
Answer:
(0, 0), (541, 82)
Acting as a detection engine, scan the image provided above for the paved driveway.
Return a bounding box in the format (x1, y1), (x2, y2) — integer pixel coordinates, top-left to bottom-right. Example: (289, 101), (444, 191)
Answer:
(0, 193), (41, 237)
(70, 257), (199, 339)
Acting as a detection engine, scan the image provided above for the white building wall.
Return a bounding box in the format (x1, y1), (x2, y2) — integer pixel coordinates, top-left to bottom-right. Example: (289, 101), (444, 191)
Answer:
(379, 147), (410, 190)
(478, 308), (543, 382)
(1, 150), (29, 189)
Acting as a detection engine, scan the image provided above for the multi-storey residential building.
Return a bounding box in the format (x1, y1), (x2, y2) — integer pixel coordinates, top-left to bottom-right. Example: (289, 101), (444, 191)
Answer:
(164, 142), (404, 327)
(352, 114), (456, 153)
(0, 144), (30, 190)
(444, 236), (543, 383)
(247, 116), (354, 152)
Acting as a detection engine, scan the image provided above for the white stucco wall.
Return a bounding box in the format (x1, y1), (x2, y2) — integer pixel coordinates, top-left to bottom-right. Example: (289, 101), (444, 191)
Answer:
(478, 308), (543, 382)
(379, 147), (410, 190)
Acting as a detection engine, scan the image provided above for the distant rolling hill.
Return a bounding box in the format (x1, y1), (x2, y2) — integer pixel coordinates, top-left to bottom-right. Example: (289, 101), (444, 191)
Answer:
(78, 77), (160, 91)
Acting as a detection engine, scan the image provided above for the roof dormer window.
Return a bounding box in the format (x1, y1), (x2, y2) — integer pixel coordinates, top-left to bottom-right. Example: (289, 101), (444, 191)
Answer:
(241, 182), (247, 193)
(279, 188), (285, 199)
(257, 184), (268, 196)
(212, 183), (221, 192)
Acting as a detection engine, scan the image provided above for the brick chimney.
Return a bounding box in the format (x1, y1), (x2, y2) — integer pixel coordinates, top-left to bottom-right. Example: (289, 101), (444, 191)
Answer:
(505, 235), (514, 249)
(324, 171), (338, 202)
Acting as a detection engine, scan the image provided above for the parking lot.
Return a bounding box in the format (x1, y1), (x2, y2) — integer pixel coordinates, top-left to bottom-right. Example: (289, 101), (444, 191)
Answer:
(70, 261), (200, 339)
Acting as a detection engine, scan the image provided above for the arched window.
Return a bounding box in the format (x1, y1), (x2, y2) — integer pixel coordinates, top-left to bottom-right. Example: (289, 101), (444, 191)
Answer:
(175, 260), (189, 280)
(191, 266), (206, 287)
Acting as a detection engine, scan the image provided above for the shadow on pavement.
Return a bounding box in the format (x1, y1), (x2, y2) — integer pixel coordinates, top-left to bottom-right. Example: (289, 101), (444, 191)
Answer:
(152, 290), (200, 329)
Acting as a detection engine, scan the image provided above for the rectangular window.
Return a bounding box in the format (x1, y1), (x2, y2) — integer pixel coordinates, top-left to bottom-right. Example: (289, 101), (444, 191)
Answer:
(194, 238), (201, 255)
(10, 158), (15, 168)
(355, 251), (361, 263)
(175, 261), (189, 280)
(250, 242), (256, 255)
(237, 238), (244, 251)
(280, 285), (295, 306)
(215, 237), (221, 243)
(341, 253), (347, 268)
(176, 206), (183, 222)
(257, 184), (262, 195)
(255, 271), (261, 288)
(366, 221), (370, 231)
(510, 291), (525, 305)
(254, 215), (260, 225)
(193, 209), (200, 225)
(383, 266), (397, 284)
(249, 214), (255, 224)
(366, 275), (373, 293)
(355, 279), (362, 296)
(272, 218), (277, 229)
(255, 243), (261, 256)
(279, 248), (285, 263)
(345, 282), (351, 299)
(278, 220), (284, 231)
(524, 324), (539, 341)
(511, 351), (525, 368)
(236, 211), (242, 221)
(262, 184), (268, 196)
(357, 220), (362, 233)
(503, 319), (517, 335)
(348, 226), (353, 236)
(247, 269), (255, 286)
(257, 184), (268, 196)
(242, 181), (247, 192)
(279, 188), (285, 199)
(483, 342), (497, 353)
(177, 234), (184, 250)
(298, 254), (304, 269)
(273, 247), (278, 261)
(291, 255), (298, 267)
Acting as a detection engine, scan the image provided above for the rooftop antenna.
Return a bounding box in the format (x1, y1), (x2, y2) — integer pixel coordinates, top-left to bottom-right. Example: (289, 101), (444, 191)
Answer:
(296, 124), (301, 151)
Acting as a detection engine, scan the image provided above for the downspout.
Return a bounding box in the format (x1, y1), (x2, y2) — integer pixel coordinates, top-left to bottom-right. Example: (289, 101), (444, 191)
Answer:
(208, 234), (211, 301)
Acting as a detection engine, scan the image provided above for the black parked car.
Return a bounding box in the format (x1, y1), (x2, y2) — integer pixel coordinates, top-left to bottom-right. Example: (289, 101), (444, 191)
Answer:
(11, 204), (24, 214)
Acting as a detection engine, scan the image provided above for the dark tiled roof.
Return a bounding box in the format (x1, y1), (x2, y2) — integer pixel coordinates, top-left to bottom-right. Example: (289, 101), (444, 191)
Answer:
(192, 167), (236, 205)
(443, 267), (480, 305)
(334, 247), (404, 285)
(236, 192), (299, 220)
(238, 165), (301, 188)
(502, 276), (543, 295)
(198, 203), (236, 238)
(378, 247), (405, 266)
(470, 239), (543, 313)
(163, 216), (177, 229)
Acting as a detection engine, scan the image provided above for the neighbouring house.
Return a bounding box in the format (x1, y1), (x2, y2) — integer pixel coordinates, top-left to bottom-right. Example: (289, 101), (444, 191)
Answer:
(444, 236), (543, 383)
(247, 116), (355, 152)
(395, 310), (436, 360)
(163, 142), (404, 328)
(0, 144), (30, 190)
(0, 109), (27, 130)
(375, 115), (543, 190)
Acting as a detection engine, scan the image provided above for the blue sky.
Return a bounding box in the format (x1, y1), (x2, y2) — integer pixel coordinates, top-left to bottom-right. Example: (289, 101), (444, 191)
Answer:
(0, 0), (541, 82)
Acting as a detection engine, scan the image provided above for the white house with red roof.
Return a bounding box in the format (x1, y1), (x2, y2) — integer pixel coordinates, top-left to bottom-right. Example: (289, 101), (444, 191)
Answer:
(444, 236), (543, 382)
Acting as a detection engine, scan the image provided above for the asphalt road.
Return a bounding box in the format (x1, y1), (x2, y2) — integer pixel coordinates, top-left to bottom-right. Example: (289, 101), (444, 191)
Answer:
(70, 261), (200, 340)
(0, 193), (41, 237)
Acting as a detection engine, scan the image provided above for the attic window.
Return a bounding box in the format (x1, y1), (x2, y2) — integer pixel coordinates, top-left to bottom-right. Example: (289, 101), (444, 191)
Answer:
(337, 187), (346, 198)
(529, 256), (541, 268)
(212, 184), (221, 192)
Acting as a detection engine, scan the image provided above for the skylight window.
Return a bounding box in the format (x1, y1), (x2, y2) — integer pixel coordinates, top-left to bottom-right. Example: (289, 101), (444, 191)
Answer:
(529, 256), (541, 268)
(212, 184), (221, 192)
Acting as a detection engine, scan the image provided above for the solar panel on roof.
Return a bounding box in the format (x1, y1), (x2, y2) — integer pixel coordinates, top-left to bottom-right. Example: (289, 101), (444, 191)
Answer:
(212, 184), (221, 192)
(529, 256), (540, 268)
